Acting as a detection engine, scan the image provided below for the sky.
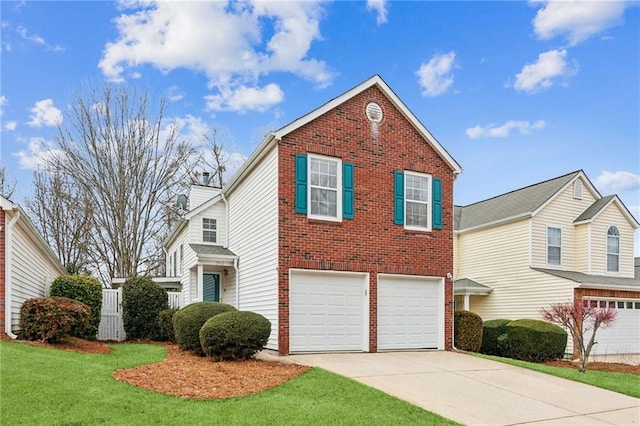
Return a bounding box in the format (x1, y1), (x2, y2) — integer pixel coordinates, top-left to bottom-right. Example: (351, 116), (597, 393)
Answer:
(1, 0), (639, 254)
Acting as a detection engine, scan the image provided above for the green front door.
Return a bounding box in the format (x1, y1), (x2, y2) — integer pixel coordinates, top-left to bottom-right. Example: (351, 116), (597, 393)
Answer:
(203, 274), (220, 302)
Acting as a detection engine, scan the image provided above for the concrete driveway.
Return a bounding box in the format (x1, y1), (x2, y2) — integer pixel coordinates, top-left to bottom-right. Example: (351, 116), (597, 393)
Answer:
(286, 351), (640, 425)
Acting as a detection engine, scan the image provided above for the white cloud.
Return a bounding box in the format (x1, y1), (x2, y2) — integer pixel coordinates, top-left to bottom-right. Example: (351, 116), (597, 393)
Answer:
(0, 95), (7, 116)
(98, 1), (332, 112)
(4, 121), (17, 131)
(28, 99), (62, 127)
(594, 171), (640, 194)
(367, 0), (388, 25)
(204, 83), (284, 113)
(466, 120), (546, 139)
(166, 85), (184, 102)
(416, 51), (456, 97)
(513, 49), (576, 93)
(531, 0), (627, 46)
(14, 137), (63, 170)
(16, 25), (65, 51)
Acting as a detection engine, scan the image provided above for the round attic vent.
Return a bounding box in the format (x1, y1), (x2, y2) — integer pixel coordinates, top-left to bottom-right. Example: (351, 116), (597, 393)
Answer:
(366, 102), (383, 123)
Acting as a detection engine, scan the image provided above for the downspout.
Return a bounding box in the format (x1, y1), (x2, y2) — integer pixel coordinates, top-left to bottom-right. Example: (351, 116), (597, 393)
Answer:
(234, 258), (239, 310)
(221, 193), (229, 249)
(5, 209), (20, 339)
(221, 192), (239, 309)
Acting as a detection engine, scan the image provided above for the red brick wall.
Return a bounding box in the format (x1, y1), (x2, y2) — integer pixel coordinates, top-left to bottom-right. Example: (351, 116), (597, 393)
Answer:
(277, 86), (456, 354)
(574, 288), (640, 303)
(0, 210), (6, 334)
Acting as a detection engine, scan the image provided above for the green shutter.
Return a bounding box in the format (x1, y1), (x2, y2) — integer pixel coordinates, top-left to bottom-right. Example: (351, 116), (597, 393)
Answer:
(394, 171), (404, 225)
(432, 177), (442, 230)
(295, 154), (307, 214)
(343, 162), (354, 219)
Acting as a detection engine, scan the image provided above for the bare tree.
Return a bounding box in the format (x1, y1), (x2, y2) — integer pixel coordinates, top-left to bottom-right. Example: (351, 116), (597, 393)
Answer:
(201, 128), (229, 188)
(541, 301), (616, 372)
(26, 168), (94, 274)
(0, 165), (16, 199)
(45, 84), (196, 282)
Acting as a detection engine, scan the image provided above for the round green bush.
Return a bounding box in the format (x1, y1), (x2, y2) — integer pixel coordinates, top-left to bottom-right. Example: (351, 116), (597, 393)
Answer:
(50, 275), (103, 340)
(173, 301), (237, 354)
(504, 319), (567, 362)
(199, 310), (271, 361)
(157, 308), (178, 342)
(19, 296), (91, 343)
(454, 310), (483, 352)
(480, 319), (511, 356)
(122, 276), (168, 340)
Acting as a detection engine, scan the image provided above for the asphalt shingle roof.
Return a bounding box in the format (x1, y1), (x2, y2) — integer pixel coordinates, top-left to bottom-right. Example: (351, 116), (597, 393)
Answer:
(454, 278), (492, 294)
(574, 195), (615, 223)
(533, 267), (640, 288)
(455, 171), (581, 231)
(189, 244), (237, 257)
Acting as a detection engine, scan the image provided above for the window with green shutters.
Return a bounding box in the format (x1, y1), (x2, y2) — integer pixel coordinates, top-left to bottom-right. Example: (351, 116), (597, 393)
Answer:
(394, 170), (442, 231)
(294, 153), (354, 221)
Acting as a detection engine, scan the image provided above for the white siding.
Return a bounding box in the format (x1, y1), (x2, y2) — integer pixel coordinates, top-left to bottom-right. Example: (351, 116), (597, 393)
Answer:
(8, 214), (65, 332)
(189, 185), (220, 209)
(531, 183), (597, 270)
(165, 225), (195, 306)
(589, 206), (635, 277)
(221, 268), (237, 307)
(190, 202), (227, 246)
(228, 146), (279, 350)
(456, 219), (574, 321)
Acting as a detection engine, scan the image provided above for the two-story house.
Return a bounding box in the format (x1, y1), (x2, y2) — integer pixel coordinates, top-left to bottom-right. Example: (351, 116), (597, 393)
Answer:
(164, 75), (462, 355)
(453, 170), (640, 355)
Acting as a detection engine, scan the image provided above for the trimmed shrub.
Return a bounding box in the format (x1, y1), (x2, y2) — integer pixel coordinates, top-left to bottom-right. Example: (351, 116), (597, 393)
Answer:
(173, 302), (237, 354)
(19, 297), (91, 343)
(480, 319), (511, 356)
(157, 308), (178, 342)
(504, 319), (567, 362)
(50, 275), (103, 340)
(454, 310), (483, 352)
(200, 310), (271, 361)
(122, 276), (168, 340)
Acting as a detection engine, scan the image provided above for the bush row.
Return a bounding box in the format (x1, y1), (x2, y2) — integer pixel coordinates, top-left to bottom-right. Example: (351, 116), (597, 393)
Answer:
(49, 275), (102, 340)
(19, 296), (91, 343)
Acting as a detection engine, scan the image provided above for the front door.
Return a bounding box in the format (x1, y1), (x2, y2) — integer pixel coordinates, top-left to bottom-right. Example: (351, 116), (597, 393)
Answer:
(203, 274), (220, 302)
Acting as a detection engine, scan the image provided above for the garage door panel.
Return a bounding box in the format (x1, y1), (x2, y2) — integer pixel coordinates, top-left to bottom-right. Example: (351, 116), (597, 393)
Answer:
(290, 270), (367, 353)
(587, 299), (640, 355)
(378, 275), (441, 350)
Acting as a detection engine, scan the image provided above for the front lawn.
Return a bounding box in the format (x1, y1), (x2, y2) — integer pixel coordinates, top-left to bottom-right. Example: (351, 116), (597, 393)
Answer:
(473, 353), (640, 398)
(0, 340), (457, 425)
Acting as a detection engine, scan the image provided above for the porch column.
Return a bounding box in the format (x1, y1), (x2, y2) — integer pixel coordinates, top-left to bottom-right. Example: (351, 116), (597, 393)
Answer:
(463, 294), (470, 311)
(196, 265), (203, 302)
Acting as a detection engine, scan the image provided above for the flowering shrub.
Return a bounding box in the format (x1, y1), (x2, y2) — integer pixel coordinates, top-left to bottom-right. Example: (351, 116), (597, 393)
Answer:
(19, 297), (91, 343)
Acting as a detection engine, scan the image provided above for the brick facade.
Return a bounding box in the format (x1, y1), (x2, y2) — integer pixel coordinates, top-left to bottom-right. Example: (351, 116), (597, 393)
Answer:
(277, 86), (456, 354)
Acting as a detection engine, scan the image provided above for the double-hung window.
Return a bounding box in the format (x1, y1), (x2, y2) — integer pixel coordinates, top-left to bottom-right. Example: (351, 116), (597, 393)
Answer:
(202, 218), (217, 243)
(294, 153), (354, 222)
(547, 227), (561, 265)
(309, 155), (342, 221)
(606, 226), (619, 272)
(393, 170), (441, 231)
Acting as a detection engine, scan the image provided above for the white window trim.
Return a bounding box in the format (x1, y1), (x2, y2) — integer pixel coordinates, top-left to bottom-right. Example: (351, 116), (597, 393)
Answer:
(202, 217), (217, 243)
(307, 153), (343, 222)
(606, 225), (620, 273)
(404, 170), (432, 232)
(546, 226), (562, 266)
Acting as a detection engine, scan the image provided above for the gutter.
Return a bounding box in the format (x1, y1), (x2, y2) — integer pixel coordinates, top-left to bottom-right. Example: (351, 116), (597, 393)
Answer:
(221, 193), (229, 248)
(234, 258), (240, 310)
(5, 209), (20, 339)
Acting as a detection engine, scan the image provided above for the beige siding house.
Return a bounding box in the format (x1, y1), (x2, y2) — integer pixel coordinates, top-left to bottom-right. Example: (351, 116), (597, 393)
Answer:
(1, 195), (66, 337)
(454, 171), (640, 355)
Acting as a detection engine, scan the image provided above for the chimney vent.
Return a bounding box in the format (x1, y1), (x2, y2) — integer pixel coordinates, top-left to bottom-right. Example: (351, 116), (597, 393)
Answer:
(202, 172), (210, 186)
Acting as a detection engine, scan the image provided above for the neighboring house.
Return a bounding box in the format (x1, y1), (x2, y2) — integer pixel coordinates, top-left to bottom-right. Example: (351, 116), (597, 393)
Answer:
(453, 170), (640, 355)
(1, 195), (66, 337)
(164, 75), (462, 355)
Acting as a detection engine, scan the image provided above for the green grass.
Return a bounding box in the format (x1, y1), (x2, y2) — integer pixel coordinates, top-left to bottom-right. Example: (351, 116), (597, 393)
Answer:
(473, 353), (640, 398)
(0, 340), (458, 425)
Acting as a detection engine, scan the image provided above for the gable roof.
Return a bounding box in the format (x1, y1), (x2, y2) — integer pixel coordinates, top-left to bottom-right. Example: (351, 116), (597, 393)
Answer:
(574, 194), (640, 228)
(225, 74), (462, 195)
(455, 170), (587, 232)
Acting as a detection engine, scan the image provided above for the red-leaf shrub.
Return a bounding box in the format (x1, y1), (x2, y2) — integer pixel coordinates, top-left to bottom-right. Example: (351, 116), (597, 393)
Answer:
(19, 297), (91, 343)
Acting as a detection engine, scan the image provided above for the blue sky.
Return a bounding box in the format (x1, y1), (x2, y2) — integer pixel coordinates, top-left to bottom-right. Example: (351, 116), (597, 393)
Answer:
(1, 0), (639, 253)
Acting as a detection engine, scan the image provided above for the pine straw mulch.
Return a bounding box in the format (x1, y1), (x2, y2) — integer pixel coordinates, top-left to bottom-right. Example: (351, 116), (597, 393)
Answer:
(6, 335), (309, 399)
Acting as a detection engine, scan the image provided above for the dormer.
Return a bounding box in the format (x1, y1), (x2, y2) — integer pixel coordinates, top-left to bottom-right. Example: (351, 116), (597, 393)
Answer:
(188, 173), (221, 209)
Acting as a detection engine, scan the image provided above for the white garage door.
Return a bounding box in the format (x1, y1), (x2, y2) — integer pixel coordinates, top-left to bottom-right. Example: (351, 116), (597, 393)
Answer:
(378, 275), (442, 350)
(290, 270), (368, 353)
(587, 299), (640, 355)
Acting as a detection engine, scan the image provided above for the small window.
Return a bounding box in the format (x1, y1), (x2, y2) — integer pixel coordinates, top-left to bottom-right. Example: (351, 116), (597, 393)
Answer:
(606, 226), (619, 272)
(203, 218), (217, 243)
(608, 301), (615, 308)
(547, 227), (562, 265)
(173, 251), (177, 276)
(405, 171), (431, 230)
(308, 154), (342, 221)
(179, 244), (183, 275)
(573, 180), (583, 199)
(627, 302), (633, 309)
(635, 302), (640, 309)
(618, 301), (625, 309)
(589, 300), (597, 308)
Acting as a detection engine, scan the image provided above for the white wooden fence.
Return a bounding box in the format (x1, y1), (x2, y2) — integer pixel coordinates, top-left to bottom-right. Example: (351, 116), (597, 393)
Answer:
(98, 289), (183, 341)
